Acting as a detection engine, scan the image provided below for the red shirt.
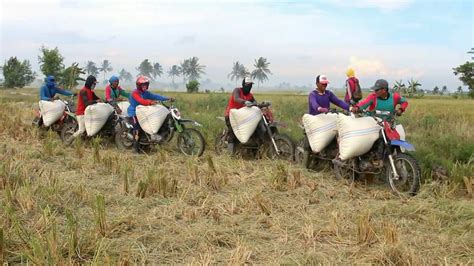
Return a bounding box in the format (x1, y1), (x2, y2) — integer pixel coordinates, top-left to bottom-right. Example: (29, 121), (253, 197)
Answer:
(76, 87), (98, 115)
(225, 88), (254, 116)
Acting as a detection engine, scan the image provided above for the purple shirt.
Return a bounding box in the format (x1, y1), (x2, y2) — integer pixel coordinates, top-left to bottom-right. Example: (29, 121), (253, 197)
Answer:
(308, 89), (350, 115)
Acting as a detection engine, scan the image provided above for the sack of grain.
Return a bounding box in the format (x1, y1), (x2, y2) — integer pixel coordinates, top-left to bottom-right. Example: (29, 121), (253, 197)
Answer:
(229, 106), (262, 144)
(303, 113), (338, 153)
(337, 115), (381, 160)
(84, 103), (114, 136)
(136, 104), (170, 135)
(117, 102), (130, 116)
(39, 100), (66, 127)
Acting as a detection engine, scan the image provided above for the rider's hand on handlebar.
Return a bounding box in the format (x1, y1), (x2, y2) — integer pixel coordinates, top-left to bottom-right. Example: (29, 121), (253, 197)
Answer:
(350, 106), (359, 113)
(396, 108), (404, 116)
(151, 100), (159, 105)
(317, 107), (329, 113)
(168, 97), (175, 102)
(244, 101), (253, 107)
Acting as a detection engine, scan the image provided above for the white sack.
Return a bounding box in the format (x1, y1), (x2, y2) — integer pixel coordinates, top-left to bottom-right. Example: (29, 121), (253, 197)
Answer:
(84, 103), (114, 136)
(303, 113), (338, 153)
(337, 115), (381, 160)
(117, 102), (130, 116)
(136, 104), (170, 135)
(229, 106), (262, 144)
(39, 100), (66, 127)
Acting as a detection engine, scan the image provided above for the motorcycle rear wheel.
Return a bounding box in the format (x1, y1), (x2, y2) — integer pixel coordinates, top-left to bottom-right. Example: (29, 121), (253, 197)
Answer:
(177, 128), (205, 157)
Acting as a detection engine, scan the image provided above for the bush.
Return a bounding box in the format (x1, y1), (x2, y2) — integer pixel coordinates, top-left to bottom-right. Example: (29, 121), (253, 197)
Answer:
(2, 57), (36, 88)
(186, 80), (200, 93)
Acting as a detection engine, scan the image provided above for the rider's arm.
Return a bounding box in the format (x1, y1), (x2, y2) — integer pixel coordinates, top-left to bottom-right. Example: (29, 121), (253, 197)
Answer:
(395, 93), (408, 112)
(119, 87), (131, 99)
(40, 85), (51, 101)
(144, 91), (169, 102)
(232, 88), (247, 104)
(346, 80), (352, 100)
(329, 91), (350, 110)
(356, 93), (375, 110)
(80, 90), (99, 107)
(55, 87), (74, 97)
(309, 92), (321, 112)
(105, 86), (112, 101)
(131, 91), (154, 106)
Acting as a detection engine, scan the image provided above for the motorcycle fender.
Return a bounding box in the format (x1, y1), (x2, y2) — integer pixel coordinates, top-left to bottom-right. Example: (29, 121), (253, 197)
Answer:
(390, 140), (415, 152)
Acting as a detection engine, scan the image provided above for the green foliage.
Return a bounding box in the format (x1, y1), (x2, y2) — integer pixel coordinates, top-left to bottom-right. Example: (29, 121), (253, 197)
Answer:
(251, 57), (272, 87)
(167, 65), (181, 87)
(152, 62), (163, 79)
(59, 63), (85, 89)
(137, 59), (154, 79)
(38, 46), (64, 78)
(85, 61), (99, 76)
(119, 68), (133, 82)
(452, 50), (473, 93)
(228, 61), (249, 84)
(181, 57), (206, 82)
(99, 60), (113, 82)
(186, 80), (200, 93)
(2, 57), (35, 88)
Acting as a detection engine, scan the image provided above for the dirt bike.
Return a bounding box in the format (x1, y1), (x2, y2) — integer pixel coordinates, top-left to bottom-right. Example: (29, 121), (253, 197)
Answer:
(332, 110), (421, 196)
(114, 101), (206, 157)
(214, 102), (295, 160)
(61, 101), (129, 146)
(295, 109), (350, 170)
(32, 96), (76, 141)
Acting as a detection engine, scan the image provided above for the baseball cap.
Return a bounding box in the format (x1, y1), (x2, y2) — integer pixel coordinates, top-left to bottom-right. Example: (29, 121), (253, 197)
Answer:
(316, 74), (329, 85)
(243, 77), (254, 84)
(372, 79), (389, 91)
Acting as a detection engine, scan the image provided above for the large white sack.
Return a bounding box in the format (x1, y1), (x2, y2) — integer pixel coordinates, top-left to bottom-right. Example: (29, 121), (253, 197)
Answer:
(84, 103), (114, 136)
(136, 105), (170, 135)
(39, 100), (66, 127)
(117, 102), (130, 116)
(229, 106), (262, 144)
(337, 115), (381, 160)
(396, 124), (405, 141)
(303, 113), (338, 153)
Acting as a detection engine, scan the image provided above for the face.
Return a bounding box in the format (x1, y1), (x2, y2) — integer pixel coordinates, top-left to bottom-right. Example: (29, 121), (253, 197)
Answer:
(140, 83), (149, 91)
(111, 80), (119, 89)
(375, 88), (388, 98)
(91, 82), (97, 90)
(242, 82), (253, 94)
(316, 82), (328, 92)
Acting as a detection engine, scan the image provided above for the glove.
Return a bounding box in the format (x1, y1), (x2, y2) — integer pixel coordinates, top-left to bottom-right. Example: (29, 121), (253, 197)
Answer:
(318, 107), (329, 113)
(350, 106), (359, 113)
(396, 108), (404, 116)
(244, 101), (253, 107)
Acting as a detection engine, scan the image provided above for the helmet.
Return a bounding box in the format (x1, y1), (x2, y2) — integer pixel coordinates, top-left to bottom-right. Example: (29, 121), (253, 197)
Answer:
(136, 76), (150, 90)
(109, 75), (119, 84)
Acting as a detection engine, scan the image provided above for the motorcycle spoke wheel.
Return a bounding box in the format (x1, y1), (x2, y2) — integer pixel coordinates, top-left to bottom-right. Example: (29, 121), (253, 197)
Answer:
(334, 160), (356, 184)
(386, 153), (421, 196)
(267, 134), (295, 161)
(177, 128), (205, 157)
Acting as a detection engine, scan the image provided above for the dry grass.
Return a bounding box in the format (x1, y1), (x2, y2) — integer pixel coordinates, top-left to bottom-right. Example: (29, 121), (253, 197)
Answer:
(0, 89), (473, 264)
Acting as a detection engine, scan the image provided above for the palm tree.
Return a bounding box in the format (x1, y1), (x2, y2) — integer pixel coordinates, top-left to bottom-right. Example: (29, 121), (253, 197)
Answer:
(251, 57), (272, 87)
(99, 59), (113, 82)
(137, 59), (154, 79)
(393, 80), (406, 93)
(187, 57), (206, 81)
(152, 62), (163, 79)
(228, 61), (249, 85)
(167, 65), (181, 88)
(85, 61), (99, 76)
(180, 59), (191, 83)
(407, 79), (421, 97)
(119, 68), (133, 82)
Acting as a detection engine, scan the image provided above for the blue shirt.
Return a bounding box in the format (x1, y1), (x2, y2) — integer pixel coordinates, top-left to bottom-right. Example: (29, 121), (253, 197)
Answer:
(40, 84), (73, 101)
(128, 89), (169, 117)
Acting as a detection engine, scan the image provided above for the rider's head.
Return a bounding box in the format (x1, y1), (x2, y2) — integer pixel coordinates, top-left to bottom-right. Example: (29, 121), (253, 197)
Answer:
(346, 68), (355, 78)
(45, 75), (56, 89)
(109, 75), (120, 89)
(85, 75), (98, 90)
(373, 79), (389, 98)
(315, 74), (329, 92)
(136, 76), (150, 91)
(242, 77), (254, 95)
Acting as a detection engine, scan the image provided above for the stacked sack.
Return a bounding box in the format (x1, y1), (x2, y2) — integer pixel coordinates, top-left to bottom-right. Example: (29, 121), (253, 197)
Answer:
(136, 104), (170, 135)
(337, 115), (381, 160)
(117, 102), (130, 116)
(229, 106), (262, 144)
(84, 103), (115, 136)
(302, 113), (338, 153)
(39, 100), (66, 127)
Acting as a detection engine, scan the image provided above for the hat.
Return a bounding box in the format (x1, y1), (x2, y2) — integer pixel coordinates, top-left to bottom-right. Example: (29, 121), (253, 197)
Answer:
(372, 79), (389, 91)
(316, 74), (329, 85)
(243, 77), (254, 84)
(346, 68), (355, 78)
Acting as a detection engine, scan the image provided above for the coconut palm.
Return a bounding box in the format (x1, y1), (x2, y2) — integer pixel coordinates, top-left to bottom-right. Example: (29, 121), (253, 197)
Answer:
(180, 59), (191, 83)
(99, 60), (113, 82)
(137, 59), (154, 79)
(251, 57), (272, 87)
(152, 62), (163, 79)
(167, 65), (181, 87)
(187, 57), (206, 81)
(119, 68), (133, 82)
(228, 61), (249, 85)
(85, 61), (99, 76)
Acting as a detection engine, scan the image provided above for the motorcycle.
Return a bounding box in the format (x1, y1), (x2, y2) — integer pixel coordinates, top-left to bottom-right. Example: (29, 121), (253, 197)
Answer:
(295, 109), (349, 170)
(32, 96), (76, 141)
(214, 102), (295, 160)
(332, 110), (421, 196)
(114, 101), (206, 157)
(61, 101), (130, 146)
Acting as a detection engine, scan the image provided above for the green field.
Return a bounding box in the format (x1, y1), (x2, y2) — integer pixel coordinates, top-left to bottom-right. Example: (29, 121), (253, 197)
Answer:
(0, 88), (473, 264)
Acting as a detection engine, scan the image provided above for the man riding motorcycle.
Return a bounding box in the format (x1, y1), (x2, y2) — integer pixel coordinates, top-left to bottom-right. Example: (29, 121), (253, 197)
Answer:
(40, 75), (76, 101)
(308, 74), (349, 115)
(127, 76), (174, 153)
(105, 75), (130, 102)
(224, 77), (257, 153)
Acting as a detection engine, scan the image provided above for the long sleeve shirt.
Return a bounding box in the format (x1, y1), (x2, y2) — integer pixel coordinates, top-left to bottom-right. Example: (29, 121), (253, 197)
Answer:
(308, 89), (349, 115)
(128, 89), (169, 117)
(40, 84), (73, 101)
(105, 85), (131, 101)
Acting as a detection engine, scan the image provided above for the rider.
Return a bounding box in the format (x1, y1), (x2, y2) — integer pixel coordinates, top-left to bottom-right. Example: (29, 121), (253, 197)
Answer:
(67, 75), (102, 144)
(40, 75), (75, 101)
(105, 75), (130, 102)
(352, 79), (408, 118)
(308, 74), (349, 115)
(224, 77), (256, 153)
(128, 76), (174, 153)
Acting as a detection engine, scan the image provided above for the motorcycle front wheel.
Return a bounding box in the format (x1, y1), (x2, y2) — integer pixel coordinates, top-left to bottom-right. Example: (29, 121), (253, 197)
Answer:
(267, 134), (295, 161)
(60, 122), (78, 143)
(114, 123), (134, 150)
(177, 128), (205, 157)
(386, 153), (421, 196)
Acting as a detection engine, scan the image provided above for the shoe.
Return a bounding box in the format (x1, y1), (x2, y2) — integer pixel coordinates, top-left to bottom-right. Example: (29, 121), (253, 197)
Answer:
(150, 134), (163, 142)
(227, 142), (235, 154)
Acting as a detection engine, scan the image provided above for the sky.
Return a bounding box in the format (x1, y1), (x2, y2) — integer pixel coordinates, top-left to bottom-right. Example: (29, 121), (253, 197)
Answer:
(1, 0), (473, 91)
